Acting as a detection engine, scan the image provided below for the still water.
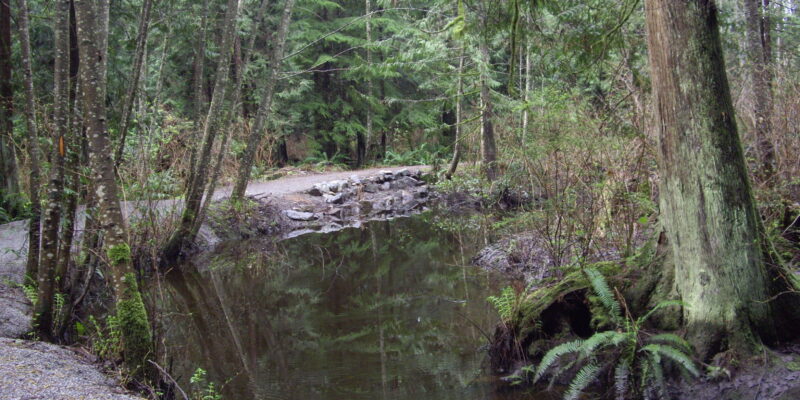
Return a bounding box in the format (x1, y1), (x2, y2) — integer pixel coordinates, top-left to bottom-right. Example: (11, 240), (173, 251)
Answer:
(155, 212), (541, 400)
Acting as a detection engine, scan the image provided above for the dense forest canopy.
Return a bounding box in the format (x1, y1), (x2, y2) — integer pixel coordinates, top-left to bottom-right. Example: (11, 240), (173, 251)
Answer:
(1, 0), (799, 398)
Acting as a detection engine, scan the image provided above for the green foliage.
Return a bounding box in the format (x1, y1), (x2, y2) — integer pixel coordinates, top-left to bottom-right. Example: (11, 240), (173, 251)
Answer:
(530, 267), (697, 399)
(115, 273), (152, 375)
(487, 286), (529, 323)
(190, 368), (222, 400)
(106, 244), (132, 266)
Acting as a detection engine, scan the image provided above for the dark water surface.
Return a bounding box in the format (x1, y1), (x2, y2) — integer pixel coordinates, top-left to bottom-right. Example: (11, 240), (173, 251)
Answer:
(155, 212), (542, 400)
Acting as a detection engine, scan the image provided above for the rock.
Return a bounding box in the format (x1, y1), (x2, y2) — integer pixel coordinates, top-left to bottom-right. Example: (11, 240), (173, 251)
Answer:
(307, 186), (324, 196)
(324, 193), (345, 204)
(349, 175), (362, 185)
(395, 176), (424, 188)
(359, 200), (373, 215)
(327, 180), (348, 193)
(283, 210), (317, 221)
(395, 168), (410, 177)
(381, 182), (391, 191)
(363, 183), (380, 193)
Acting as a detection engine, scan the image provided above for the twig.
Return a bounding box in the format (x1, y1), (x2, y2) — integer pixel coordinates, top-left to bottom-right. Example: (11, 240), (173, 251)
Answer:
(148, 360), (189, 400)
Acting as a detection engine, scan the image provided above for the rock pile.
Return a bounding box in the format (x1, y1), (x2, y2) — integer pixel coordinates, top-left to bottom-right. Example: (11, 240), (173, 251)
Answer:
(279, 169), (431, 238)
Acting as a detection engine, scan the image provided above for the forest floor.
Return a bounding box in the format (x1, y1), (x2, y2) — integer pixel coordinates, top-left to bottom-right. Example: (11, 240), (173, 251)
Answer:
(0, 165), (427, 400)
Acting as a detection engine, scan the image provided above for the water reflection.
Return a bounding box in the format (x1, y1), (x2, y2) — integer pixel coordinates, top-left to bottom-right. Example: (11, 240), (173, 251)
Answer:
(155, 213), (536, 400)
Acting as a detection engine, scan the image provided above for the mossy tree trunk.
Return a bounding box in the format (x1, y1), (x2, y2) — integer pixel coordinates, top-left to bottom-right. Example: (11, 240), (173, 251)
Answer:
(35, 0), (70, 339)
(643, 0), (800, 359)
(446, 48), (465, 180)
(478, 39), (498, 181)
(74, 0), (152, 375)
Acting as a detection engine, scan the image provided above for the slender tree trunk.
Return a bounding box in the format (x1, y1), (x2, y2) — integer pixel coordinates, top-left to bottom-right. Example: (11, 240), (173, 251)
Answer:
(446, 49), (465, 180)
(644, 0), (800, 359)
(521, 15), (531, 143)
(0, 0), (19, 203)
(17, 0), (42, 281)
(114, 0), (153, 169)
(231, 0), (295, 201)
(479, 40), (497, 181)
(193, 0), (209, 125)
(35, 0), (71, 339)
(163, 0), (240, 261)
(742, 0), (775, 179)
(74, 0), (152, 374)
(364, 0), (373, 162)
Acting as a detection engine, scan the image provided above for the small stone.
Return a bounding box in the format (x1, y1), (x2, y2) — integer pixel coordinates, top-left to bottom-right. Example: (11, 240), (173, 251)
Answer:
(283, 210), (317, 221)
(395, 168), (410, 177)
(324, 193), (344, 204)
(363, 183), (379, 193)
(381, 182), (391, 190)
(307, 186), (323, 196)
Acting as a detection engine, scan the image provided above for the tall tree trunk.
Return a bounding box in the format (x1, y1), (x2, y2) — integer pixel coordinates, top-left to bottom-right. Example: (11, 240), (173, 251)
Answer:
(644, 0), (800, 359)
(74, 0), (152, 375)
(17, 0), (42, 281)
(521, 14), (531, 143)
(231, 0), (295, 201)
(114, 0), (153, 169)
(446, 48), (465, 180)
(163, 0), (240, 260)
(364, 0), (373, 163)
(0, 0), (19, 204)
(479, 40), (498, 181)
(742, 0), (775, 179)
(193, 0), (209, 125)
(35, 0), (71, 339)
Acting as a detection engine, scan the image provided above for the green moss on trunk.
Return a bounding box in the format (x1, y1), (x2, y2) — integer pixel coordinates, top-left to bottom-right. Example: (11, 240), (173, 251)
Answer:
(116, 273), (152, 375)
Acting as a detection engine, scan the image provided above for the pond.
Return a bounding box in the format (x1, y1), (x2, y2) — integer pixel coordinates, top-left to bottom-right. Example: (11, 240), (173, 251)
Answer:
(154, 212), (544, 400)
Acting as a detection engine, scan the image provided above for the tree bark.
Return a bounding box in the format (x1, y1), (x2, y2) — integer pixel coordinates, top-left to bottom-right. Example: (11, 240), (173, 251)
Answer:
(479, 40), (498, 181)
(17, 0), (42, 281)
(643, 0), (800, 359)
(35, 0), (71, 339)
(74, 0), (152, 374)
(231, 0), (295, 201)
(163, 0), (240, 260)
(0, 0), (19, 203)
(364, 0), (373, 163)
(114, 0), (153, 169)
(446, 49), (465, 180)
(742, 0), (775, 179)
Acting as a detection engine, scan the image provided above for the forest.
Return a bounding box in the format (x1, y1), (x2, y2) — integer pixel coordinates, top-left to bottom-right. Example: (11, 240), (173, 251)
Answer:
(0, 0), (799, 399)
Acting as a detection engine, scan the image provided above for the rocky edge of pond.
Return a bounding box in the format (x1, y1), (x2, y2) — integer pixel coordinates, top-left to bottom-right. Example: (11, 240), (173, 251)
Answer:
(201, 168), (433, 245)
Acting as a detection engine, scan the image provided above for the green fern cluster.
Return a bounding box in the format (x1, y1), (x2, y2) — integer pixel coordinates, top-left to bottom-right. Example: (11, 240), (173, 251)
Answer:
(487, 285), (531, 324)
(531, 268), (698, 400)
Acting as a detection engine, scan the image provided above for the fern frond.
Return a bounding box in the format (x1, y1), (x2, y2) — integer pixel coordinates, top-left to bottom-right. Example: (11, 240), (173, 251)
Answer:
(614, 362), (630, 400)
(563, 362), (601, 400)
(637, 300), (685, 325)
(534, 339), (584, 383)
(579, 330), (627, 359)
(585, 268), (622, 324)
(641, 343), (699, 377)
(647, 352), (667, 398)
(648, 333), (692, 354)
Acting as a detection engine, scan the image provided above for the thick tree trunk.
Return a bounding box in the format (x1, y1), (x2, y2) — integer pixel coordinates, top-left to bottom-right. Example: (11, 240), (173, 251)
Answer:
(742, 0), (775, 179)
(35, 0), (71, 339)
(163, 0), (240, 260)
(0, 0), (19, 203)
(114, 0), (153, 169)
(74, 0), (152, 375)
(446, 49), (465, 180)
(17, 0), (43, 281)
(644, 0), (800, 359)
(479, 40), (498, 181)
(231, 0), (295, 201)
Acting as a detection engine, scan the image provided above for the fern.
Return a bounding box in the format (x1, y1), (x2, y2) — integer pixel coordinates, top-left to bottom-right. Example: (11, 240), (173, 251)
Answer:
(579, 330), (626, 359)
(585, 267), (622, 325)
(641, 344), (699, 377)
(648, 333), (692, 354)
(637, 300), (685, 325)
(534, 339), (584, 382)
(487, 286), (518, 322)
(564, 362), (601, 400)
(614, 362), (630, 400)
